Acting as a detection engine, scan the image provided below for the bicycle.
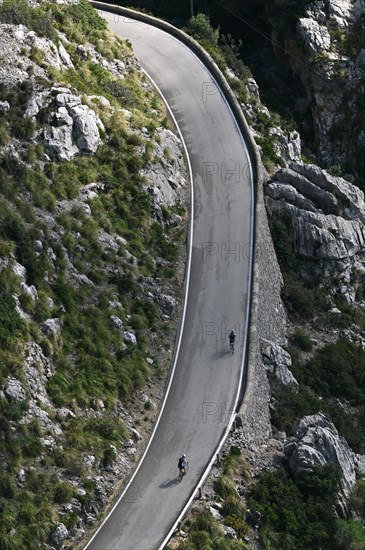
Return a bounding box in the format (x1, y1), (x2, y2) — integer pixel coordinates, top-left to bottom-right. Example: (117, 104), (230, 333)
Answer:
(178, 462), (189, 481)
(229, 340), (235, 354)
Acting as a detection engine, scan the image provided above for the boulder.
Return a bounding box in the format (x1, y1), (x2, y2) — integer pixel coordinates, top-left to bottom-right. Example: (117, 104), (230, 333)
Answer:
(209, 505), (223, 521)
(20, 282), (38, 301)
(130, 427), (143, 441)
(50, 523), (69, 549)
(123, 331), (137, 345)
(160, 294), (176, 315)
(4, 378), (26, 401)
(262, 344), (298, 386)
(269, 127), (302, 163)
(284, 413), (356, 497)
(26, 87), (103, 161)
(42, 318), (62, 337)
(0, 100), (10, 112)
(111, 315), (123, 330)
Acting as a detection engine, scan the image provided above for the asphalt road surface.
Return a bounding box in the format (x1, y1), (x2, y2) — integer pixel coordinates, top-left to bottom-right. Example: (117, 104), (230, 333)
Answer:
(85, 8), (254, 550)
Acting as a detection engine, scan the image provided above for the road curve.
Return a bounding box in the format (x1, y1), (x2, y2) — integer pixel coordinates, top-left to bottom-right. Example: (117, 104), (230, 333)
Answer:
(85, 8), (254, 550)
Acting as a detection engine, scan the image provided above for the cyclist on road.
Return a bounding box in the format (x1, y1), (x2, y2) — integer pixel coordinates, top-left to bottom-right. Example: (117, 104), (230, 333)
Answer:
(229, 330), (236, 344)
(178, 454), (188, 477)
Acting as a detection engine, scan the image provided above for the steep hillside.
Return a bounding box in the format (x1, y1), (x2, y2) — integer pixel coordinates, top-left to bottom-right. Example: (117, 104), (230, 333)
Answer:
(0, 1), (188, 548)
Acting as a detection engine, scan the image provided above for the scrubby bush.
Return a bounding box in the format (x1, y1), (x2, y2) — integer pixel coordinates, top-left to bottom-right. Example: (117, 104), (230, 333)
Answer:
(0, 294), (24, 347)
(54, 482), (74, 503)
(247, 467), (347, 549)
(301, 339), (365, 405)
(187, 13), (219, 46)
(291, 328), (313, 351)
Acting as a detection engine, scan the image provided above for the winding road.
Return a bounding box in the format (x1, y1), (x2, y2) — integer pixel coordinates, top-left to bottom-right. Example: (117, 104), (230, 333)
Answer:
(85, 6), (255, 549)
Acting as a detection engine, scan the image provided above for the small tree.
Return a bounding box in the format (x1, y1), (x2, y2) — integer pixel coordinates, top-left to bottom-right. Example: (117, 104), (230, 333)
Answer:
(187, 13), (219, 46)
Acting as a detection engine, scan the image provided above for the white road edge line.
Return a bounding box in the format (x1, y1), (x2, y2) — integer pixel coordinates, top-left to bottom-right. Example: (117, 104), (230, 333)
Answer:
(83, 45), (195, 550)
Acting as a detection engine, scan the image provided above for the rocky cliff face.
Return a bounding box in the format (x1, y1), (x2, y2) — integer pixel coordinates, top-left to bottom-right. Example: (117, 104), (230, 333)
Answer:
(273, 0), (365, 178)
(266, 161), (365, 302)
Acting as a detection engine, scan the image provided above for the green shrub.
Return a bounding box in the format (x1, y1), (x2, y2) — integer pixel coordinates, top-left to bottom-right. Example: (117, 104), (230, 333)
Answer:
(247, 468), (341, 549)
(224, 514), (248, 536)
(350, 479), (365, 517)
(282, 272), (328, 318)
(0, 472), (16, 499)
(102, 446), (117, 466)
(0, 294), (24, 347)
(335, 519), (365, 550)
(222, 495), (246, 520)
(301, 339), (365, 405)
(291, 328), (313, 351)
(269, 217), (297, 273)
(0, 123), (10, 145)
(215, 475), (237, 499)
(187, 13), (219, 45)
(222, 446), (244, 476)
(54, 482), (74, 503)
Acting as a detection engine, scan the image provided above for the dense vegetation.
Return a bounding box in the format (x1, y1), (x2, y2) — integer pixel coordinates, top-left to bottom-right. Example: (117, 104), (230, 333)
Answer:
(248, 467), (365, 550)
(0, 0), (185, 546)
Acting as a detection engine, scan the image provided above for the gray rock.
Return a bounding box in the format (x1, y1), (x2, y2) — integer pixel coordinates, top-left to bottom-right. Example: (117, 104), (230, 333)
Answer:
(84, 455), (96, 469)
(20, 282), (38, 301)
(221, 525), (237, 539)
(160, 294), (176, 315)
(354, 454), (365, 476)
(42, 318), (62, 337)
(10, 259), (27, 279)
(70, 103), (102, 154)
(111, 315), (123, 330)
(16, 468), (26, 484)
(26, 87), (103, 161)
(50, 523), (69, 549)
(285, 413), (356, 498)
(270, 128), (301, 163)
(297, 17), (331, 58)
(130, 427), (143, 441)
(266, 182), (317, 212)
(0, 100), (10, 112)
(56, 408), (76, 420)
(123, 331), (137, 345)
(262, 344), (298, 386)
(267, 163), (365, 267)
(35, 240), (43, 252)
(140, 128), (187, 211)
(58, 41), (73, 69)
(274, 167), (338, 212)
(247, 77), (260, 98)
(209, 505), (223, 521)
(4, 378), (26, 401)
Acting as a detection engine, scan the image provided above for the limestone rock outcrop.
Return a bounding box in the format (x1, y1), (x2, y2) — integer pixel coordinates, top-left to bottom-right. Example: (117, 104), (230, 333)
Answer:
(284, 413), (357, 508)
(26, 86), (104, 160)
(262, 343), (298, 386)
(293, 0), (365, 167)
(140, 128), (187, 213)
(266, 162), (365, 294)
